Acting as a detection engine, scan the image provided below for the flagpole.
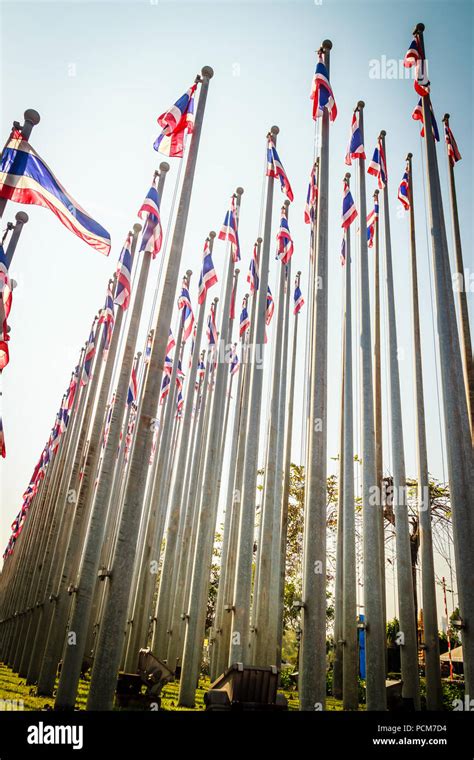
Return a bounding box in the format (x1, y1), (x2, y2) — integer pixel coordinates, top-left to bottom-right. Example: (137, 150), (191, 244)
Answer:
(406, 152), (442, 709)
(84, 68), (213, 711)
(5, 212), (29, 268)
(379, 130), (420, 708)
(333, 296), (345, 702)
(214, 240), (262, 677)
(276, 271), (300, 669)
(253, 201), (290, 667)
(354, 102), (386, 710)
(229, 127), (279, 675)
(300, 39), (332, 710)
(178, 186), (244, 707)
(415, 22), (474, 696)
(441, 113), (473, 436)
(0, 109), (40, 220)
(372, 186), (387, 642)
(341, 173), (358, 710)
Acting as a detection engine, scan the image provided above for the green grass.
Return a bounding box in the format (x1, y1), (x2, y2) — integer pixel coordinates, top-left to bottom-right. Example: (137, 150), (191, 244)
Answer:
(0, 662), (356, 712)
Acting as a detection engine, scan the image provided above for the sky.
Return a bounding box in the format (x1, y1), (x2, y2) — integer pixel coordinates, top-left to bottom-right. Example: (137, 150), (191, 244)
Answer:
(0, 0), (472, 623)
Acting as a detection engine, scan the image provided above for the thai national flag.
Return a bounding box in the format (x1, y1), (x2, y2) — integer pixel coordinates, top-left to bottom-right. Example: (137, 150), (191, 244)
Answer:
(207, 303), (218, 346)
(444, 124), (461, 166)
(114, 234), (133, 310)
(127, 366), (138, 406)
(198, 238), (218, 304)
(0, 130), (110, 255)
(311, 53), (337, 122)
(160, 372), (171, 404)
(404, 36), (429, 96)
(154, 83), (197, 157)
(98, 282), (115, 355)
(293, 277), (304, 315)
(340, 237), (346, 267)
(167, 329), (176, 354)
(367, 140), (387, 189)
(266, 286), (275, 325)
(366, 202), (379, 248)
(138, 184), (163, 257)
(230, 344), (239, 376)
(178, 281), (194, 342)
(412, 99), (439, 141)
(247, 243), (260, 294)
(398, 167), (410, 211)
(81, 328), (96, 386)
(0, 245), (12, 341)
(276, 211), (294, 265)
(341, 179), (358, 229)
(304, 163), (318, 224)
(239, 299), (250, 337)
(267, 138), (294, 202)
(219, 196), (240, 262)
(345, 111), (366, 165)
(0, 415), (6, 458)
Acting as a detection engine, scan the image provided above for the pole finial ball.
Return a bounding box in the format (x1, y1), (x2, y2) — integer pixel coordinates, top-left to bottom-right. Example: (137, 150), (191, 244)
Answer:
(357, 100), (365, 110)
(257, 236), (263, 244)
(24, 109), (40, 126)
(379, 129), (387, 138)
(159, 161), (170, 173)
(415, 22), (425, 33)
(209, 230), (216, 238)
(236, 187), (244, 195)
(201, 66), (214, 79)
(186, 269), (192, 278)
(344, 172), (351, 180)
(270, 125), (279, 135)
(284, 199), (290, 207)
(407, 152), (413, 160)
(374, 189), (379, 196)
(15, 211), (29, 224)
(443, 113), (450, 122)
(133, 223), (142, 234)
(235, 268), (240, 276)
(321, 39), (333, 50)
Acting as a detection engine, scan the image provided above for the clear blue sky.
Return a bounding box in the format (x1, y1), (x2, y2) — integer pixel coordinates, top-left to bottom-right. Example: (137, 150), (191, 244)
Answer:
(1, 0), (472, 622)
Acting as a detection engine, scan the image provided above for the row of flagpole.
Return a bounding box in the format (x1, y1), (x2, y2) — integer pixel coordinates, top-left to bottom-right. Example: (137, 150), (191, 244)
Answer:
(0, 19), (472, 714)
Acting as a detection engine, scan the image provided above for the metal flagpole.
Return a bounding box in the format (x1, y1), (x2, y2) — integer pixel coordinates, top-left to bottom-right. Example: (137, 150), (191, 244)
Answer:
(406, 153), (442, 709)
(354, 103), (386, 710)
(333, 314), (345, 701)
(229, 127), (279, 673)
(300, 39), (332, 710)
(178, 186), (244, 706)
(441, 113), (473, 436)
(5, 212), (29, 268)
(85, 67), (213, 711)
(253, 202), (290, 666)
(379, 130), (420, 708)
(341, 174), (358, 710)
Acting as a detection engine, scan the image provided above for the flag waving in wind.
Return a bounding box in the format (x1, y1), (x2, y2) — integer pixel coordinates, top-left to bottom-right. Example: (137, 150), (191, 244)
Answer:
(247, 243), (260, 294)
(138, 182), (163, 257)
(219, 195), (240, 262)
(311, 52), (337, 122)
(114, 234), (133, 310)
(341, 178), (358, 229)
(267, 137), (294, 202)
(98, 282), (115, 355)
(367, 138), (388, 189)
(198, 238), (218, 304)
(404, 36), (430, 97)
(153, 82), (197, 157)
(345, 110), (365, 165)
(294, 274), (304, 315)
(398, 164), (410, 210)
(0, 129), (110, 255)
(366, 200), (379, 248)
(81, 328), (96, 386)
(412, 99), (440, 141)
(444, 122), (461, 165)
(0, 415), (5, 458)
(304, 163), (318, 224)
(276, 208), (294, 265)
(178, 280), (195, 342)
(240, 298), (250, 337)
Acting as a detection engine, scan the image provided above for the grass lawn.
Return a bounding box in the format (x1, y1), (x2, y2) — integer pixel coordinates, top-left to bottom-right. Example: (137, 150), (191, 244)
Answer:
(0, 662), (353, 711)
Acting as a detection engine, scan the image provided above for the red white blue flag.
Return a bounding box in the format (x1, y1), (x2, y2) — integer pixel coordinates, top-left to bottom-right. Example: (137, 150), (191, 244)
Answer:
(266, 286), (275, 325)
(341, 178), (358, 229)
(240, 298), (250, 337)
(0, 415), (5, 458)
(412, 99), (439, 141)
(167, 329), (176, 354)
(219, 195), (241, 262)
(404, 36), (430, 97)
(207, 302), (218, 346)
(81, 327), (96, 386)
(138, 183), (163, 257)
(127, 366), (138, 406)
(114, 234), (133, 310)
(247, 243), (260, 294)
(0, 130), (111, 255)
(98, 282), (115, 356)
(0, 245), (12, 345)
(366, 201), (379, 247)
(367, 139), (388, 189)
(198, 238), (218, 305)
(276, 210), (294, 265)
(311, 53), (337, 122)
(178, 280), (195, 342)
(444, 123), (461, 165)
(304, 163), (318, 224)
(153, 82), (197, 157)
(267, 137), (294, 202)
(398, 165), (410, 211)
(340, 237), (346, 266)
(293, 274), (304, 315)
(230, 344), (239, 376)
(345, 110), (366, 165)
